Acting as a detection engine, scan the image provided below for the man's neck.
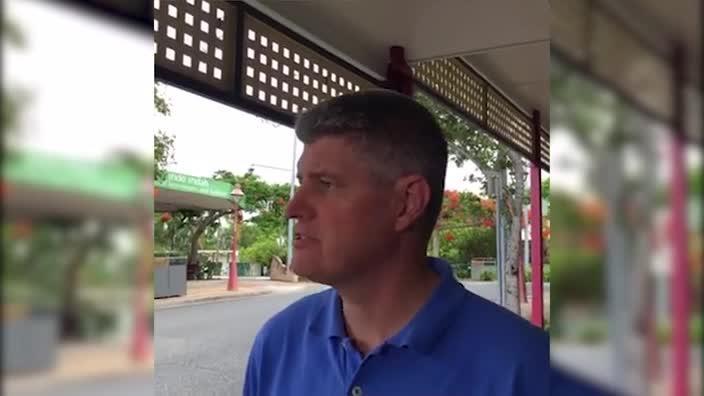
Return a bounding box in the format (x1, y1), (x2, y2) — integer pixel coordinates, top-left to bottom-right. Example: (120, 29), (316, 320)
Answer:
(336, 254), (440, 356)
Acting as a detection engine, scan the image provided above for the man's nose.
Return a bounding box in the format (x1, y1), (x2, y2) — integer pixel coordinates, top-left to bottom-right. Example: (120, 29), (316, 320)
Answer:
(285, 187), (306, 220)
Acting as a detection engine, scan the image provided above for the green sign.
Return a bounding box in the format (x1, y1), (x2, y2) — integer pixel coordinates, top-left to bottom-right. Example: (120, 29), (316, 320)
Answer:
(155, 172), (234, 200)
(3, 151), (144, 202)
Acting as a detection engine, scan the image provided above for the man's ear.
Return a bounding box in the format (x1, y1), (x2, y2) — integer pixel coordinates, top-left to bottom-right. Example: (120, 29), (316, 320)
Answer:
(393, 175), (431, 232)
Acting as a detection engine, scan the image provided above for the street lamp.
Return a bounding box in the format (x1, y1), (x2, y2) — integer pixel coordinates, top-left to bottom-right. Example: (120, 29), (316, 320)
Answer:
(228, 183), (244, 291)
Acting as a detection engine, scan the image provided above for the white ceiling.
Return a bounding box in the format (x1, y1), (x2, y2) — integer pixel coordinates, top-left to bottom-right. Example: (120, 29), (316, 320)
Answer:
(250, 0), (551, 128)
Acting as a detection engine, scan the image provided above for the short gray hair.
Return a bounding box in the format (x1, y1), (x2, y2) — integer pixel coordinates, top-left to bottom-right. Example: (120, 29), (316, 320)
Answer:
(294, 89), (448, 240)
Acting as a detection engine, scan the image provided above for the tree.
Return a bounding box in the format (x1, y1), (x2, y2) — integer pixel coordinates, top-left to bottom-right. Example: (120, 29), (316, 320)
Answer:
(154, 170), (292, 277)
(417, 92), (527, 313)
(212, 170), (291, 236)
(542, 178), (550, 202)
(154, 83), (175, 181)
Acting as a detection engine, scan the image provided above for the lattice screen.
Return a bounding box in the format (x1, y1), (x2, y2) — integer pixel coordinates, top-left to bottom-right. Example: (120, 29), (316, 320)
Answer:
(486, 90), (533, 156)
(413, 57), (547, 168)
(540, 132), (550, 168)
(240, 13), (376, 115)
(154, 0), (236, 90)
(413, 58), (486, 124)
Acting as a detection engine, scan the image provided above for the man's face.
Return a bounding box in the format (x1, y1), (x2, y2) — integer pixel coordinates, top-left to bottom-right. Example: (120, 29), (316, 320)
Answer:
(286, 136), (397, 286)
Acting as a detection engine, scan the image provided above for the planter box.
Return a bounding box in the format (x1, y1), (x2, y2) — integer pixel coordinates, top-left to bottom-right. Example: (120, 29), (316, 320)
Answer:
(154, 257), (187, 298)
(2, 310), (58, 374)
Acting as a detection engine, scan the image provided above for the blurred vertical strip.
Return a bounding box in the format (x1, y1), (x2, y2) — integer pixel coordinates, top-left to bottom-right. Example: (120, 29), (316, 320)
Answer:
(3, 1), (153, 395)
(551, 0), (701, 394)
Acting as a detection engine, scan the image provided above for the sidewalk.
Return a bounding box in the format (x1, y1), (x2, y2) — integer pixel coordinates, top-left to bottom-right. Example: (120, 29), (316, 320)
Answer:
(154, 278), (318, 309)
(4, 342), (153, 395)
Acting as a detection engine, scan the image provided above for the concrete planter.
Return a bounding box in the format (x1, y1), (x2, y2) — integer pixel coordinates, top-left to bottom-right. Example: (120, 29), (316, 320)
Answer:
(2, 308), (59, 374)
(154, 257), (187, 298)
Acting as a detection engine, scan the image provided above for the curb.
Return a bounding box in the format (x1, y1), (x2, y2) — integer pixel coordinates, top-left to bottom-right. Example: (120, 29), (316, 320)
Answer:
(154, 290), (273, 310)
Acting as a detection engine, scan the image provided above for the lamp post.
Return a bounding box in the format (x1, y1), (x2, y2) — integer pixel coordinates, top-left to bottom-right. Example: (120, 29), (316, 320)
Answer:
(228, 183), (244, 291)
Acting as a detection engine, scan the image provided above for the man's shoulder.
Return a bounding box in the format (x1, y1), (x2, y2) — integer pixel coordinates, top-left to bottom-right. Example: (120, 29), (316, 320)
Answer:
(256, 287), (333, 340)
(453, 289), (549, 353)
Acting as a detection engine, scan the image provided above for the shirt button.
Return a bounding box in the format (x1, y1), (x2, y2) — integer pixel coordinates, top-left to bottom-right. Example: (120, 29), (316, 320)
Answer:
(351, 385), (363, 396)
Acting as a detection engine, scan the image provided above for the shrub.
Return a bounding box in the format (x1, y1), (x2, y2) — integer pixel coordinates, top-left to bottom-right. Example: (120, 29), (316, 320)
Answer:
(451, 263), (471, 279)
(240, 237), (285, 266)
(480, 270), (496, 281)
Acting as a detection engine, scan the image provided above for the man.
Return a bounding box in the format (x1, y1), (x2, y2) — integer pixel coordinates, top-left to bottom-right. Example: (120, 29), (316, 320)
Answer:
(243, 90), (549, 395)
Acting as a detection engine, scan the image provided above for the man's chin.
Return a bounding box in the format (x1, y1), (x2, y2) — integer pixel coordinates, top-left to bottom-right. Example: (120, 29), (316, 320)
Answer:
(290, 260), (332, 285)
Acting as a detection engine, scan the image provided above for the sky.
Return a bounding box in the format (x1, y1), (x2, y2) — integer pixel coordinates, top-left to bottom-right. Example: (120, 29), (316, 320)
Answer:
(6, 0), (153, 162)
(157, 83), (487, 195)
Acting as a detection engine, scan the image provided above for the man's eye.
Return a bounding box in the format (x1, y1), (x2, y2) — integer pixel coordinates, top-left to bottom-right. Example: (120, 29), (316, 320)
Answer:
(319, 178), (333, 188)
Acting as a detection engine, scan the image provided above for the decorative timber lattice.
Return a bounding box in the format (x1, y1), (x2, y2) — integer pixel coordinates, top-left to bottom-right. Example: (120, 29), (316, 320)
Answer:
(413, 58), (549, 170)
(153, 0), (548, 167)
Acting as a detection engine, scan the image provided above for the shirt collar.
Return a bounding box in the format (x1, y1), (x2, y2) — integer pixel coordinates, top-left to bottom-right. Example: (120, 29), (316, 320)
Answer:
(308, 257), (467, 354)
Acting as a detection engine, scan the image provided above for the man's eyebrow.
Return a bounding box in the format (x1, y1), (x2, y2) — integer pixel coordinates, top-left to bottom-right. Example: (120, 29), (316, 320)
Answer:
(297, 170), (340, 181)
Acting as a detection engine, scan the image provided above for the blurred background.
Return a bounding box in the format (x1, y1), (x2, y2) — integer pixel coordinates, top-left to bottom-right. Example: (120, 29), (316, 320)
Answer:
(550, 0), (702, 395)
(3, 1), (153, 395)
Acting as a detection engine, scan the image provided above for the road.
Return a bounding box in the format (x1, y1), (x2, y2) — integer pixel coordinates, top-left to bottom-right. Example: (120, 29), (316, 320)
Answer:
(155, 285), (327, 395)
(155, 281), (550, 395)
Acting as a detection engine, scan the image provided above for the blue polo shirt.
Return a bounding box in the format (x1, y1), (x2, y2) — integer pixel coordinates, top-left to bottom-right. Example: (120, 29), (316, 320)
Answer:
(243, 258), (549, 396)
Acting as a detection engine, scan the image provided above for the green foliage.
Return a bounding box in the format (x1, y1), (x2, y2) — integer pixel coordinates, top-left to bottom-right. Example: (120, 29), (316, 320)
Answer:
(154, 84), (171, 116)
(480, 270), (496, 281)
(436, 227), (496, 264)
(154, 131), (175, 181)
(542, 179), (550, 201)
(550, 249), (605, 321)
(451, 263), (471, 279)
(195, 258), (223, 280)
(154, 83), (175, 181)
(415, 92), (500, 173)
(240, 237), (285, 266)
(577, 321), (608, 345)
(212, 170), (290, 236)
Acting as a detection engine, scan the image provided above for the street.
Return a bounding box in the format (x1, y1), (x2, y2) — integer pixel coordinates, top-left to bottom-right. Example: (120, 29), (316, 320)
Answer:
(155, 285), (327, 395)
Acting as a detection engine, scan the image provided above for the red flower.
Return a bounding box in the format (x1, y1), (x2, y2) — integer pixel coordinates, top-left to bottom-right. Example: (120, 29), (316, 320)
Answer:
(481, 218), (494, 228)
(446, 191), (460, 210)
(444, 232), (455, 241)
(160, 212), (172, 223)
(11, 221), (33, 239)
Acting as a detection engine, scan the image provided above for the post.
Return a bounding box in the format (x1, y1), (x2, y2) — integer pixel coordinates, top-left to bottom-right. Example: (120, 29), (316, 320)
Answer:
(228, 208), (240, 291)
(523, 206), (530, 303)
(131, 195), (151, 361)
(432, 230), (440, 257)
(670, 44), (689, 396)
(494, 173), (504, 306)
(386, 46), (414, 96)
(530, 110), (544, 328)
(524, 206), (530, 268)
(287, 136), (297, 267)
